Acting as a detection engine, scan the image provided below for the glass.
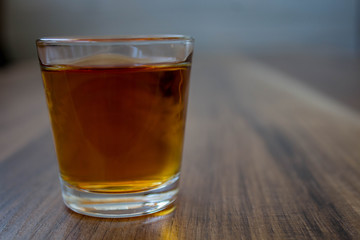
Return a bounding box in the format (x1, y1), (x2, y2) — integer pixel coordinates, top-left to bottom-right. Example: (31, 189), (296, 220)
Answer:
(36, 35), (194, 218)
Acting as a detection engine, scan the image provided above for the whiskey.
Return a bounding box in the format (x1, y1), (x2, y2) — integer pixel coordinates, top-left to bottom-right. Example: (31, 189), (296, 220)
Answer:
(41, 55), (191, 193)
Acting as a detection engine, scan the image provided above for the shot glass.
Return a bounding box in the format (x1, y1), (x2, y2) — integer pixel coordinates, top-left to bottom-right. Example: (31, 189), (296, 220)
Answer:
(36, 35), (194, 218)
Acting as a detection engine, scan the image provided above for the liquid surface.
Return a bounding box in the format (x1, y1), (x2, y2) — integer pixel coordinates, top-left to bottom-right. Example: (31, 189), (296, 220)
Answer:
(41, 54), (191, 193)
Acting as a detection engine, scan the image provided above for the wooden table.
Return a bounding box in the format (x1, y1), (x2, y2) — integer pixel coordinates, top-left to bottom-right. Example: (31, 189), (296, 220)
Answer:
(1, 55), (360, 239)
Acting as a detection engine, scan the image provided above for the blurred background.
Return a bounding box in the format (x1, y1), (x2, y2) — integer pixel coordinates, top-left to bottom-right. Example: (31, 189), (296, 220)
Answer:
(1, 0), (359, 59)
(0, 0), (359, 109)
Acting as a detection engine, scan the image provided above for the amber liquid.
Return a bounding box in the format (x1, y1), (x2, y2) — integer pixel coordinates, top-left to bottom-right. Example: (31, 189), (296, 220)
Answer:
(41, 59), (190, 193)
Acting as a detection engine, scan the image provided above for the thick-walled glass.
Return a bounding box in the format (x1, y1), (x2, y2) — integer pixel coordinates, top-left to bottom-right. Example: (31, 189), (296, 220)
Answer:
(36, 35), (194, 218)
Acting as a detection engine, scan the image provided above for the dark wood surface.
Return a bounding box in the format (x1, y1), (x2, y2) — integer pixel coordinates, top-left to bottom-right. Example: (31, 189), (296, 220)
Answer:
(1, 55), (360, 239)
(252, 53), (360, 112)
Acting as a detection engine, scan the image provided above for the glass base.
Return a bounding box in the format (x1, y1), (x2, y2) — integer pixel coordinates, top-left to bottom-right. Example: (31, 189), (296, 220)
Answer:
(60, 175), (179, 218)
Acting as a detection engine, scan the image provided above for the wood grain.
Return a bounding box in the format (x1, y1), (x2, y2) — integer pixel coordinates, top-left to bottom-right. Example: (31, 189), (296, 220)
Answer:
(0, 56), (360, 239)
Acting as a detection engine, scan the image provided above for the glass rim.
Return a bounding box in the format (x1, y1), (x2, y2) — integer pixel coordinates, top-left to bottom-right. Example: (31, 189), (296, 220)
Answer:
(36, 35), (194, 46)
